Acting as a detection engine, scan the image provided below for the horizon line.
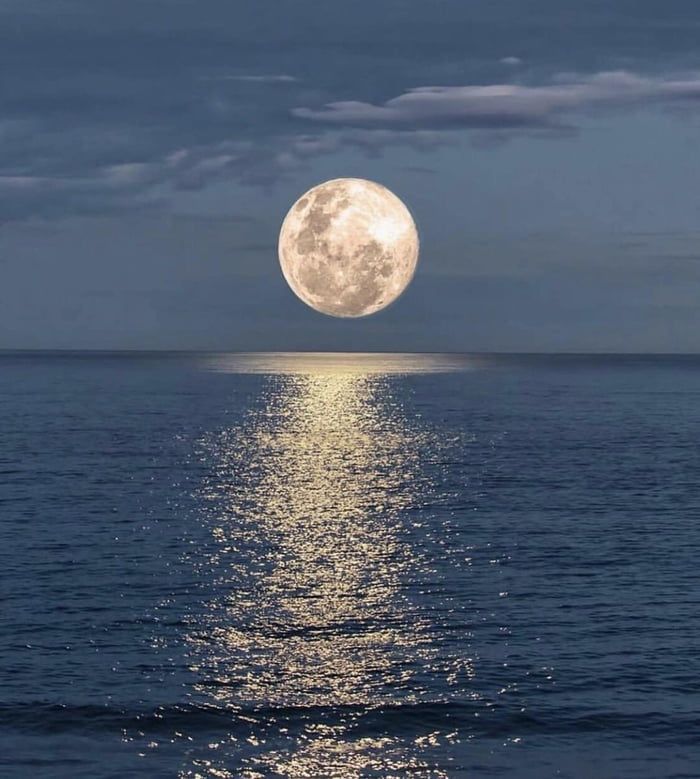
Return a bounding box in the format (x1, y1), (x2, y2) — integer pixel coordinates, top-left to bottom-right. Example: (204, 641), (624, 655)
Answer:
(3, 349), (700, 357)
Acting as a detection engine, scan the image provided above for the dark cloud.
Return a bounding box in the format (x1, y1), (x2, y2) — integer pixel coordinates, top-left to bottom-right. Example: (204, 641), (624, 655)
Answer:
(0, 127), (450, 221)
(2, 1), (700, 222)
(4, 67), (700, 223)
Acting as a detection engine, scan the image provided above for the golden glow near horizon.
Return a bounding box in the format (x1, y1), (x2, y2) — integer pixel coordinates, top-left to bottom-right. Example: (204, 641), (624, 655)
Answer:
(182, 355), (474, 777)
(202, 352), (479, 376)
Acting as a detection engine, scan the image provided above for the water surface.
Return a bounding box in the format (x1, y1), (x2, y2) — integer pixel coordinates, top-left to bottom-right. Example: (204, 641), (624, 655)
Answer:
(2, 352), (700, 777)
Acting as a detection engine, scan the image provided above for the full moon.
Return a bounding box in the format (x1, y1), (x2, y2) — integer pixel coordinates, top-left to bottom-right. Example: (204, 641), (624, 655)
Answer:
(278, 178), (419, 317)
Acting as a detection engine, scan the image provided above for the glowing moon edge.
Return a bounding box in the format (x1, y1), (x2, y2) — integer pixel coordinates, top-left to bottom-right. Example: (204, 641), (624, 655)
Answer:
(278, 178), (420, 318)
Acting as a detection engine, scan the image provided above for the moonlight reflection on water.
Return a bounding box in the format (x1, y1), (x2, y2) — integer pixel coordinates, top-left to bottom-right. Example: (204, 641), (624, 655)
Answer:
(184, 359), (473, 776)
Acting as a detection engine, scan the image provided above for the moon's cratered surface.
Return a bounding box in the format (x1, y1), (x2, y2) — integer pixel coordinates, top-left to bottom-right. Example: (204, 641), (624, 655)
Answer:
(278, 178), (419, 317)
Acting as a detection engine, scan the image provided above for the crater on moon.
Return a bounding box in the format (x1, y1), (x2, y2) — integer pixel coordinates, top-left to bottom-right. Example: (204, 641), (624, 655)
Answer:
(278, 178), (419, 318)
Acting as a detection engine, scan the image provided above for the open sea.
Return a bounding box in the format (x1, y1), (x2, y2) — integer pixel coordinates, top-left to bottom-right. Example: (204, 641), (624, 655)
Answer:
(2, 351), (700, 778)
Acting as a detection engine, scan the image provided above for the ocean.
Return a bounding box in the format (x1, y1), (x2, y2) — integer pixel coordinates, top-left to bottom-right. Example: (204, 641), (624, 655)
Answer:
(2, 352), (700, 778)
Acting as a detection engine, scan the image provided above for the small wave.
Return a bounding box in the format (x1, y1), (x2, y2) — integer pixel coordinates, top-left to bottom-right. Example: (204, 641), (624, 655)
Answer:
(3, 701), (697, 745)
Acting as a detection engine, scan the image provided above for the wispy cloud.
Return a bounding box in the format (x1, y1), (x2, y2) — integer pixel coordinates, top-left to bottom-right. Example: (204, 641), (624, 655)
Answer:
(293, 71), (700, 130)
(3, 69), (700, 223)
(204, 74), (299, 83)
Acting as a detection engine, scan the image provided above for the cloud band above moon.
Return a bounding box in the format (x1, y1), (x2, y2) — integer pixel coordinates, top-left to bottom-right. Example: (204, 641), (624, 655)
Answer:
(292, 71), (700, 130)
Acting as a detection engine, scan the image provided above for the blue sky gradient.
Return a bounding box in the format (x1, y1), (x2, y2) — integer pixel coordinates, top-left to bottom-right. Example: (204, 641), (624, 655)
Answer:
(2, 0), (700, 350)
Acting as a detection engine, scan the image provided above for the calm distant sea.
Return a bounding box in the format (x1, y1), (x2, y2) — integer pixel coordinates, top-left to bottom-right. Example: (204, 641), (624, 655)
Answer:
(2, 352), (700, 778)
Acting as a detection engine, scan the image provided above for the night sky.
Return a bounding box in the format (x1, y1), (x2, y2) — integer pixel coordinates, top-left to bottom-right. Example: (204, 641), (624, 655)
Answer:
(2, 0), (700, 351)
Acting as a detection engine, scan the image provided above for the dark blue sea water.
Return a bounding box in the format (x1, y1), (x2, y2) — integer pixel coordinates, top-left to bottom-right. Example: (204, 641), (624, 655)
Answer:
(2, 352), (700, 778)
